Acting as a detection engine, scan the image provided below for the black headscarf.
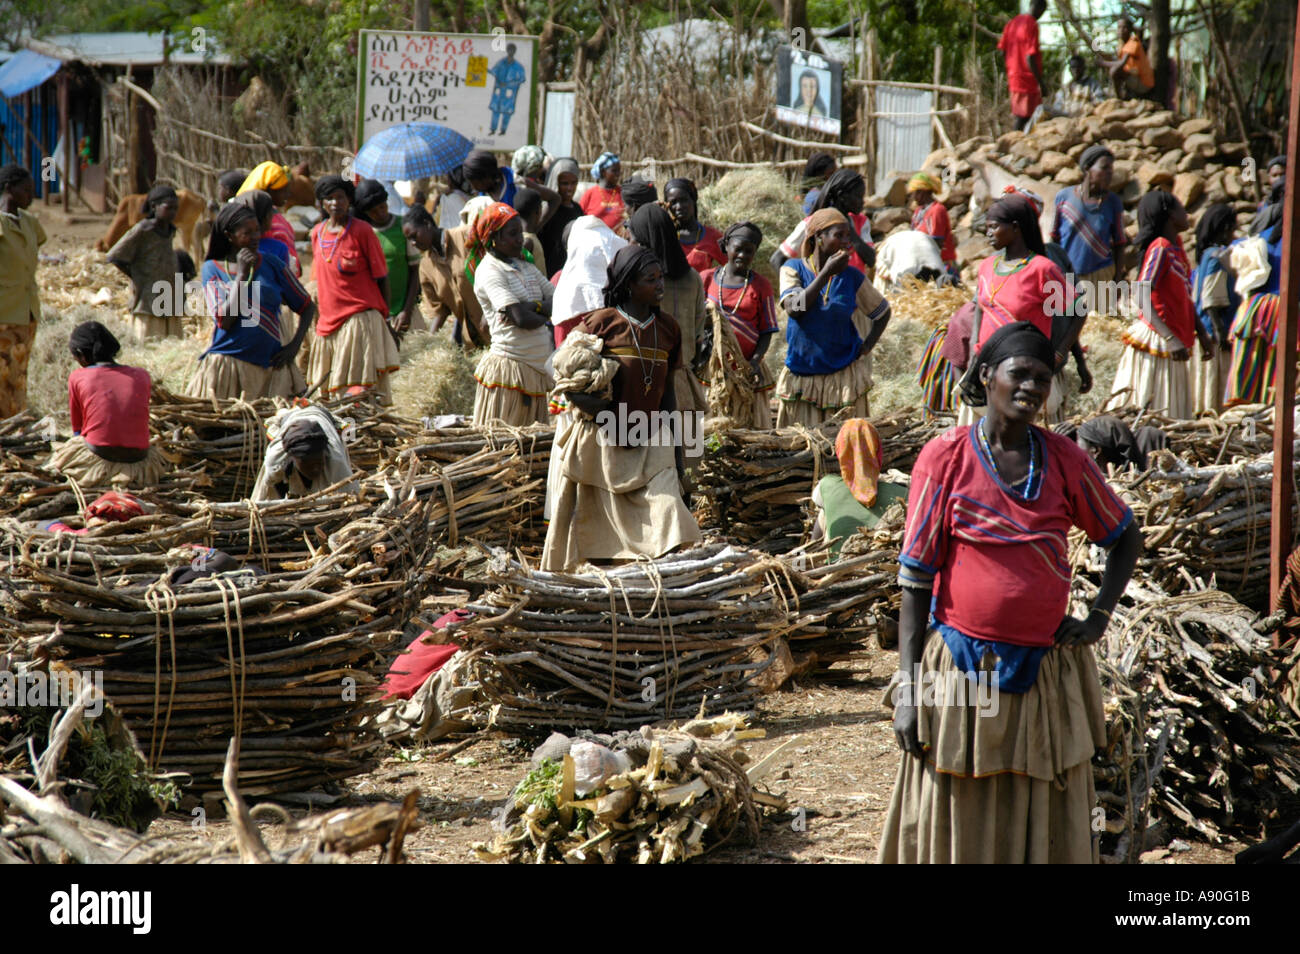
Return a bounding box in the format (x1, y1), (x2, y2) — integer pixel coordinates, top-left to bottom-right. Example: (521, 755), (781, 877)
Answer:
(206, 202), (258, 261)
(629, 203), (689, 280)
(281, 418), (329, 460)
(1251, 179), (1285, 242)
(143, 185), (178, 218)
(664, 177), (697, 203)
(1195, 202), (1236, 254)
(1135, 189), (1179, 264)
(813, 169), (865, 215)
(69, 320), (121, 364)
(959, 321), (1055, 408)
(986, 194), (1046, 255)
(603, 244), (662, 308)
(236, 189), (274, 226)
(621, 178), (658, 208)
(1078, 144), (1113, 172)
(722, 221), (763, 249)
(353, 178), (388, 214)
(1077, 415), (1168, 471)
(314, 174), (355, 204)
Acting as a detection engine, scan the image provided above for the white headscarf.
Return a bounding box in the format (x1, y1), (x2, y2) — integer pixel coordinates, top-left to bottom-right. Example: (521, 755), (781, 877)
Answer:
(552, 216), (628, 324)
(251, 405), (357, 502)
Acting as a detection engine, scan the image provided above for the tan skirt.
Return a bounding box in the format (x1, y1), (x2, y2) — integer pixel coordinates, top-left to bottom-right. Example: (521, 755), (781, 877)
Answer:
(131, 313), (184, 341)
(1076, 264), (1116, 317)
(775, 351), (873, 428)
(1105, 321), (1192, 419)
(47, 436), (167, 490)
(1192, 338), (1231, 415)
(186, 353), (301, 401)
(472, 352), (553, 427)
(672, 367), (709, 415)
(877, 630), (1106, 864)
(542, 417), (702, 572)
(0, 322), (36, 420)
(305, 309), (401, 405)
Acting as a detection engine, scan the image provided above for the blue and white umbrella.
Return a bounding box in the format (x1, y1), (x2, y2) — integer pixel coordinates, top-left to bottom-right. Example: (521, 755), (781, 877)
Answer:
(353, 123), (475, 179)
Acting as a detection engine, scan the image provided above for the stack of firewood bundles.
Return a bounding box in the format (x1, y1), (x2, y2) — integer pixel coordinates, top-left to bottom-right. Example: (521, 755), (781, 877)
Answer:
(1083, 580), (1300, 861)
(690, 411), (949, 551)
(0, 411), (53, 464)
(0, 483), (451, 795)
(474, 714), (792, 864)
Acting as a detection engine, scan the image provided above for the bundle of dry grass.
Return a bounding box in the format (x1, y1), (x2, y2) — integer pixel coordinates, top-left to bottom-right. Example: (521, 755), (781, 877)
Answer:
(388, 330), (482, 419)
(697, 168), (805, 285)
(474, 714), (790, 864)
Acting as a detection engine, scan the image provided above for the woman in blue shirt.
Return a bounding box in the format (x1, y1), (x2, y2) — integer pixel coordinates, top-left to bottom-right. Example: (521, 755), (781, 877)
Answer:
(1050, 144), (1127, 293)
(188, 202), (314, 401)
(1191, 204), (1239, 413)
(776, 208), (891, 426)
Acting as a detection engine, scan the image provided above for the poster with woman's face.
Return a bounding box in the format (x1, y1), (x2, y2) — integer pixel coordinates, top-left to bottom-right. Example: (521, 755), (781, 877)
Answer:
(774, 46), (842, 137)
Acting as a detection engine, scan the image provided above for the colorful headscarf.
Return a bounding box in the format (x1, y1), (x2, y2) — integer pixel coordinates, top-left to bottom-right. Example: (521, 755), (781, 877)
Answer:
(800, 207), (850, 261)
(239, 161), (290, 196)
(511, 145), (547, 179)
(835, 419), (883, 508)
(591, 152), (620, 180)
(908, 172), (941, 195)
(465, 201), (519, 281)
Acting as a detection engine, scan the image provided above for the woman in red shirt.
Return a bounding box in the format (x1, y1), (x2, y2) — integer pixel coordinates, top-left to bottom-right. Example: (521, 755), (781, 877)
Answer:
(46, 320), (165, 489)
(665, 178), (725, 276)
(579, 152), (625, 231)
(883, 321), (1142, 863)
(907, 172), (956, 268)
(1106, 191), (1213, 420)
(307, 175), (401, 405)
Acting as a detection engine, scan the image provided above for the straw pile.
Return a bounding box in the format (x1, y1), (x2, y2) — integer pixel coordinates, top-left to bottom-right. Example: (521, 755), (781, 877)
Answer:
(474, 714), (791, 864)
(1085, 581), (1300, 860)
(884, 274), (971, 328)
(697, 168), (804, 285)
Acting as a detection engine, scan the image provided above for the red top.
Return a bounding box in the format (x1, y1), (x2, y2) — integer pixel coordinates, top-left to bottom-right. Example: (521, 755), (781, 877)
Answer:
(682, 225), (726, 276)
(69, 364), (153, 450)
(900, 425), (1132, 647)
(974, 253), (1067, 351)
(579, 186), (626, 230)
(703, 269), (778, 360)
(310, 216), (389, 336)
(1139, 237), (1196, 348)
(266, 212), (301, 275)
(998, 14), (1042, 95)
(911, 201), (956, 263)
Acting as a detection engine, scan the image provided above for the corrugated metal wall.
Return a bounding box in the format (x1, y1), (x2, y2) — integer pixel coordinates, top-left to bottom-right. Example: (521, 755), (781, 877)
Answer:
(874, 84), (932, 194)
(0, 84), (59, 197)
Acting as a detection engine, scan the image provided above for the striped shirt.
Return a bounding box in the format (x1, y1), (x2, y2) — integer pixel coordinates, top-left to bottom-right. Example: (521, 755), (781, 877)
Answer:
(899, 424), (1132, 648)
(1051, 187), (1126, 275)
(703, 269), (778, 360)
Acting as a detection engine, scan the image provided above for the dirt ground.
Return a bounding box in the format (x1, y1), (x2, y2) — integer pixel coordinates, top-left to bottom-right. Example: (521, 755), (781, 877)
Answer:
(146, 647), (1244, 865)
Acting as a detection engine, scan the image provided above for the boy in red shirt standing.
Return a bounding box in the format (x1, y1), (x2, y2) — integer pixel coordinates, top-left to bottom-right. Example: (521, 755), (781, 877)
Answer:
(998, 0), (1047, 131)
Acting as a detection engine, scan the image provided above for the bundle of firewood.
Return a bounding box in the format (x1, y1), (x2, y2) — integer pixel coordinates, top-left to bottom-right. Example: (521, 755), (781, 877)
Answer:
(1083, 580), (1300, 860)
(0, 412), (54, 464)
(474, 714), (791, 864)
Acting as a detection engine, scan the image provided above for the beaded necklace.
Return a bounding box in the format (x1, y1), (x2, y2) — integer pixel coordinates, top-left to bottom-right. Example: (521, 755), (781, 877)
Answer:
(711, 267), (752, 317)
(978, 417), (1040, 496)
(317, 218), (350, 265)
(987, 251), (1033, 304)
(617, 306), (658, 395)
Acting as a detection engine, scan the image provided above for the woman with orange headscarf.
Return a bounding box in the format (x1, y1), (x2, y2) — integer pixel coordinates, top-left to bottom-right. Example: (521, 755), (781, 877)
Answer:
(470, 201), (555, 426)
(810, 419), (908, 560)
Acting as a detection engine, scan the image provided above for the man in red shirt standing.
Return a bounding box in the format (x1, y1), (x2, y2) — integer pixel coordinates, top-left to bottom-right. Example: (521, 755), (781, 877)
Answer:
(998, 0), (1047, 131)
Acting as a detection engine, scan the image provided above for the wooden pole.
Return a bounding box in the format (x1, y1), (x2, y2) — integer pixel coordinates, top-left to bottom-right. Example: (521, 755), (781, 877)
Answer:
(58, 72), (69, 213)
(932, 45), (943, 153)
(865, 27), (876, 195)
(1269, 7), (1300, 615)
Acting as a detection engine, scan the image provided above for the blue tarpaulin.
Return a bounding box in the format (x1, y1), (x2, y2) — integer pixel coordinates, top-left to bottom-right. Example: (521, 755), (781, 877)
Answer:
(0, 49), (61, 99)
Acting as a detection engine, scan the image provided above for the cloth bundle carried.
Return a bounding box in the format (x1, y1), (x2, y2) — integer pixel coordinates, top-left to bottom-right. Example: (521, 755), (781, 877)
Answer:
(549, 331), (620, 415)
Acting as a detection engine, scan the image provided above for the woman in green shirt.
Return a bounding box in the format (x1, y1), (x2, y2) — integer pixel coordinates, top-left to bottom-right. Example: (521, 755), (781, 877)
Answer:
(810, 419), (908, 559)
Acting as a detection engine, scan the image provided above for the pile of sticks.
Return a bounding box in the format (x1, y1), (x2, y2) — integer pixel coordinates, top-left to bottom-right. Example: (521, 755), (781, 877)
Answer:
(0, 412), (53, 464)
(1084, 580), (1300, 860)
(0, 488), (448, 794)
(475, 715), (791, 864)
(445, 544), (792, 731)
(690, 413), (947, 551)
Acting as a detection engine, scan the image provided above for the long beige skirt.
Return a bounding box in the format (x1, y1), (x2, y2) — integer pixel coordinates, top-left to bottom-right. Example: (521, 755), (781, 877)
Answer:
(305, 309), (401, 405)
(472, 352), (553, 427)
(131, 313), (184, 341)
(542, 417), (702, 572)
(186, 353), (301, 401)
(1192, 338), (1231, 415)
(877, 630), (1106, 864)
(1105, 321), (1192, 420)
(775, 351), (873, 428)
(47, 436), (167, 490)
(672, 367), (709, 415)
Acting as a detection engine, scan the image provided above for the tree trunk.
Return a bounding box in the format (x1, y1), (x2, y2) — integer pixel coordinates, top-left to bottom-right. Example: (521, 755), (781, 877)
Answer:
(413, 0), (431, 31)
(767, 0), (810, 38)
(1149, 0), (1172, 107)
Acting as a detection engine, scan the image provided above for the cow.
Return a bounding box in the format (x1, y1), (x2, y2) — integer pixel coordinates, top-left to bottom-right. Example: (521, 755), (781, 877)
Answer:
(95, 187), (211, 265)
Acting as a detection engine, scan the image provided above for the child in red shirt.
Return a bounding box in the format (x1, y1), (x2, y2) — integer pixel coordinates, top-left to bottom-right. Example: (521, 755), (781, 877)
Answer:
(579, 152), (625, 230)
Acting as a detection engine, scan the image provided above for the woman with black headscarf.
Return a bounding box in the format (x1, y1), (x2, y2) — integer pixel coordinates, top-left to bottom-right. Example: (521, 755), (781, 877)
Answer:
(664, 177), (725, 276)
(1106, 190), (1210, 420)
(630, 203), (708, 413)
(773, 168), (875, 274)
(541, 244), (702, 572)
(800, 153), (836, 215)
(306, 175), (401, 404)
(1074, 414), (1168, 472)
(187, 199), (315, 401)
(106, 183), (183, 340)
(959, 193), (1075, 427)
(47, 321), (166, 489)
(881, 320), (1142, 864)
(1191, 202), (1239, 413)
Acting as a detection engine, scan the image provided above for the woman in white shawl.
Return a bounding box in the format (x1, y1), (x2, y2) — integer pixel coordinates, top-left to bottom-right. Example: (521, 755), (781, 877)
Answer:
(545, 216), (628, 520)
(251, 404), (357, 501)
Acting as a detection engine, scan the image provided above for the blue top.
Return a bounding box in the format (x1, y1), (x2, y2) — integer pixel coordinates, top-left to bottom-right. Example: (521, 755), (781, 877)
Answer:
(1193, 246), (1240, 337)
(1051, 187), (1126, 275)
(259, 236), (289, 265)
(802, 188), (821, 216)
(200, 255), (311, 369)
(779, 258), (867, 376)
